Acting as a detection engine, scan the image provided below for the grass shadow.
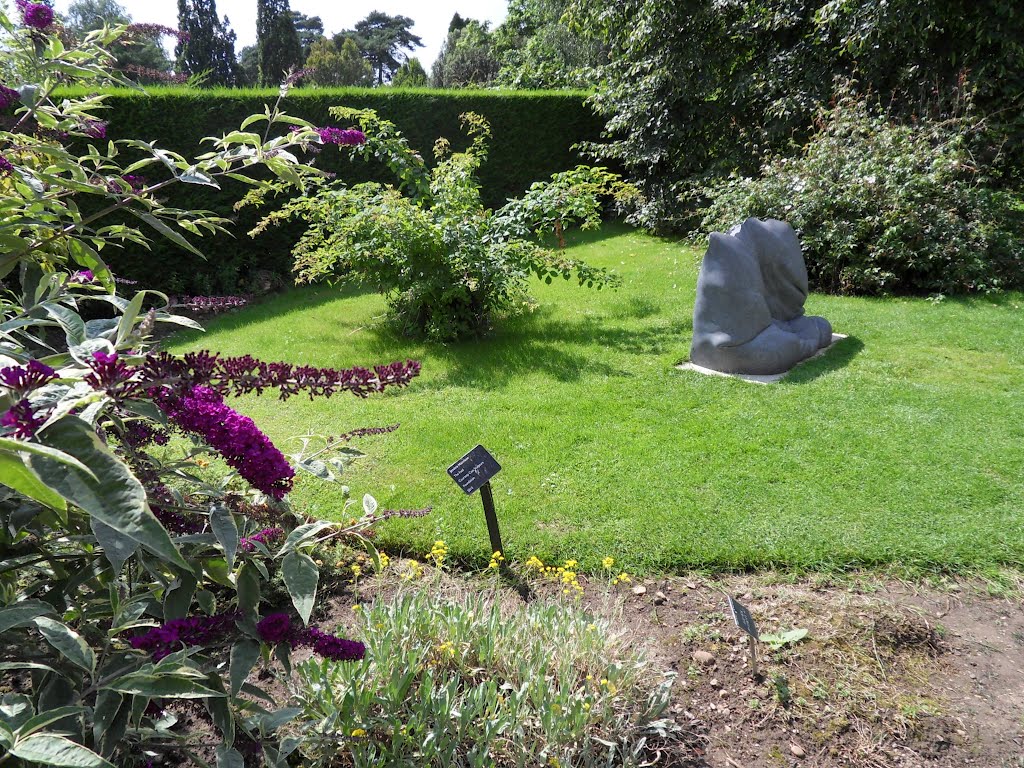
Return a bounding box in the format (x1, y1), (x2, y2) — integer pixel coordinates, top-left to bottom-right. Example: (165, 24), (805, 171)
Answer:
(782, 335), (865, 384)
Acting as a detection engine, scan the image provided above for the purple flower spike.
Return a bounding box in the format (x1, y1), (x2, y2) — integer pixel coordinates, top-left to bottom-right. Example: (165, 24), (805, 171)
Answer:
(82, 120), (107, 139)
(0, 156), (14, 176)
(21, 2), (53, 29)
(256, 612), (293, 644)
(0, 399), (45, 438)
(302, 627), (366, 661)
(85, 350), (138, 396)
(130, 612), (239, 661)
(157, 386), (295, 499)
(316, 127), (366, 146)
(69, 269), (94, 283)
(0, 85), (20, 110)
(0, 360), (57, 394)
(239, 527), (284, 552)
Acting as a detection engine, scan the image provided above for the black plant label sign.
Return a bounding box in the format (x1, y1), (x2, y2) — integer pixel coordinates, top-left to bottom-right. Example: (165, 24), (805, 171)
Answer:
(728, 595), (760, 641)
(447, 445), (501, 495)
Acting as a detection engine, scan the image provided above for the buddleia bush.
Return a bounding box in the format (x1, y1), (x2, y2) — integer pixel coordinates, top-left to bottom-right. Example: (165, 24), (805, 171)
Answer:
(695, 88), (1024, 295)
(0, 8), (421, 767)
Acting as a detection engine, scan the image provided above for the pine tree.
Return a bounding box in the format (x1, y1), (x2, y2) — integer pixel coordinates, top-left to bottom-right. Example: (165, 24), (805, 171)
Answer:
(256, 0), (302, 86)
(175, 0), (240, 85)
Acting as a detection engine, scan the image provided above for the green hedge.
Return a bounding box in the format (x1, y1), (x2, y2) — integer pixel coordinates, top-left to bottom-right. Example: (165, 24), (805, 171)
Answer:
(65, 86), (605, 294)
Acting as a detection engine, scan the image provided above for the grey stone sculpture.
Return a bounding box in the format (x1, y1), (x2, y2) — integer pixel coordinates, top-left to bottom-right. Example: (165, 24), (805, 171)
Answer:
(690, 218), (832, 375)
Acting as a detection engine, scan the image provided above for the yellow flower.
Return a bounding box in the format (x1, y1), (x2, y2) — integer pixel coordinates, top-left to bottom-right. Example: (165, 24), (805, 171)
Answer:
(378, 552), (390, 569)
(585, 623), (596, 632)
(350, 728), (367, 738)
(564, 559), (578, 569)
(525, 555), (544, 571)
(612, 572), (632, 585)
(602, 556), (615, 570)
(352, 604), (362, 611)
(350, 564), (362, 578)
(491, 551), (504, 561)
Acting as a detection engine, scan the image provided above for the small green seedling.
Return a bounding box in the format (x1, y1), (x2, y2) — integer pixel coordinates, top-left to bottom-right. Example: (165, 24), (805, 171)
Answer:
(760, 627), (809, 650)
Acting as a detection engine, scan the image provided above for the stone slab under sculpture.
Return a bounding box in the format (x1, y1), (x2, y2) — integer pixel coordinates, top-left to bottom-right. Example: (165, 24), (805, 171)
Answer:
(690, 218), (833, 375)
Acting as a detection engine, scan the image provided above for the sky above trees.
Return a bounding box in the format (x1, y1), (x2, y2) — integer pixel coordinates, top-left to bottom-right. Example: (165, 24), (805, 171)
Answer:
(50, 0), (508, 68)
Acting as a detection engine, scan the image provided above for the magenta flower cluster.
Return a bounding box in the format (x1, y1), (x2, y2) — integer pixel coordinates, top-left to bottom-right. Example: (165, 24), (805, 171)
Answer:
(153, 505), (204, 534)
(69, 269), (95, 283)
(123, 421), (169, 448)
(130, 612), (238, 661)
(256, 613), (365, 662)
(334, 423), (400, 443)
(107, 175), (146, 194)
(156, 386), (295, 499)
(0, 400), (44, 438)
(178, 295), (251, 314)
(142, 351), (421, 401)
(239, 527), (283, 552)
(85, 351), (137, 396)
(0, 359), (57, 395)
(125, 22), (189, 42)
(17, 0), (53, 30)
(0, 156), (14, 176)
(82, 120), (107, 139)
(316, 127), (366, 146)
(0, 85), (19, 110)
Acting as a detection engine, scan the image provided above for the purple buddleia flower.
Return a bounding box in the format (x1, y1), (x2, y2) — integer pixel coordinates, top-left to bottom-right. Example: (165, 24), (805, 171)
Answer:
(0, 85), (20, 110)
(21, 2), (53, 30)
(0, 156), (14, 175)
(301, 627), (366, 661)
(0, 399), (45, 438)
(141, 351), (420, 401)
(69, 269), (94, 283)
(152, 505), (204, 534)
(315, 127), (366, 146)
(130, 612), (238, 660)
(177, 295), (250, 314)
(0, 359), (57, 395)
(82, 120), (107, 139)
(107, 175), (146, 194)
(256, 612), (293, 644)
(239, 527), (283, 552)
(156, 386), (295, 499)
(85, 351), (138, 396)
(123, 421), (169, 448)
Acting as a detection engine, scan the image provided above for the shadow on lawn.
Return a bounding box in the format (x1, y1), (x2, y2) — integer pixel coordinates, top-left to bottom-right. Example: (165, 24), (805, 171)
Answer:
(405, 306), (694, 391)
(782, 334), (865, 384)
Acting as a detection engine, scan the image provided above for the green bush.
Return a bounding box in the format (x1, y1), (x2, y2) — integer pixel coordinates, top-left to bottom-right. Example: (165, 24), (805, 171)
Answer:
(59, 86), (606, 294)
(265, 109), (623, 340)
(695, 91), (1024, 295)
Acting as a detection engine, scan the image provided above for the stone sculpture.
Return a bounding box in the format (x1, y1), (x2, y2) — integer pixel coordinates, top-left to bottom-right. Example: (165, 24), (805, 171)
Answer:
(690, 218), (832, 375)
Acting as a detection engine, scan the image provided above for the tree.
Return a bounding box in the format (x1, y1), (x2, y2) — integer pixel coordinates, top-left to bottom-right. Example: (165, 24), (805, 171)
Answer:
(569, 0), (1024, 231)
(176, 0), (240, 86)
(290, 10), (323, 59)
(392, 57), (427, 87)
(431, 17), (498, 88)
(237, 43), (259, 85)
(64, 0), (175, 83)
(345, 11), (423, 85)
(256, 0), (302, 86)
(493, 0), (605, 89)
(305, 36), (373, 87)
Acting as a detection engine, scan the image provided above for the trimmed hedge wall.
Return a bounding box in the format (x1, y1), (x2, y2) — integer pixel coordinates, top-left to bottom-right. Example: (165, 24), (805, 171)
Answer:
(68, 86), (605, 294)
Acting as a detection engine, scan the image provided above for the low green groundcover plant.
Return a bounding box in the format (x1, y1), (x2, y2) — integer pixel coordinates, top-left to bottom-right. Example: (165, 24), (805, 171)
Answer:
(254, 108), (630, 340)
(0, 10), (424, 767)
(695, 86), (1024, 296)
(290, 589), (681, 767)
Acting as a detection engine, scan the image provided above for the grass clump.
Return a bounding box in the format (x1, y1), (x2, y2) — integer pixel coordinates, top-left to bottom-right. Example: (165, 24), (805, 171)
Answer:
(289, 589), (683, 767)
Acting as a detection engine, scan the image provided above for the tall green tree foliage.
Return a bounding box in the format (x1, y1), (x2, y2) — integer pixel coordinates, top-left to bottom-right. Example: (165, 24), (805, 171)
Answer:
(392, 57), (427, 87)
(290, 10), (323, 59)
(431, 16), (499, 88)
(64, 0), (174, 82)
(345, 11), (423, 85)
(494, 0), (604, 89)
(256, 0), (302, 85)
(570, 0), (1024, 231)
(175, 0), (240, 85)
(305, 36), (373, 87)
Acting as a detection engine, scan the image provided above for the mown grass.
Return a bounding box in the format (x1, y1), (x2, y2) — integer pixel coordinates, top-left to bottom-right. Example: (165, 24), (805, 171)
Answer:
(168, 224), (1024, 574)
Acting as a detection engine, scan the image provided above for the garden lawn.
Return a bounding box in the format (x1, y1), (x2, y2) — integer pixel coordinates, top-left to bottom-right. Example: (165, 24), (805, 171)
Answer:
(168, 224), (1024, 574)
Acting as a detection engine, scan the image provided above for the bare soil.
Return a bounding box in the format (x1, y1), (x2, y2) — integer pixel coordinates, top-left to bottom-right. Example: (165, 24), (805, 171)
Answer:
(313, 565), (1024, 768)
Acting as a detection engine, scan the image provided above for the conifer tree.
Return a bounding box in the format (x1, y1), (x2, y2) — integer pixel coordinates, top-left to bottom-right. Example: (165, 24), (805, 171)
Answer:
(175, 0), (240, 85)
(256, 0), (302, 86)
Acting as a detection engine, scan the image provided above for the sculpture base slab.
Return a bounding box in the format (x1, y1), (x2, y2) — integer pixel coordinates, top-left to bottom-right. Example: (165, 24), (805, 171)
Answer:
(677, 334), (847, 384)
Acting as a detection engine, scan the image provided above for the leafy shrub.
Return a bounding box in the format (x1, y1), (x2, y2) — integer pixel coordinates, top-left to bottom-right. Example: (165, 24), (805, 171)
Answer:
(261, 108), (626, 340)
(695, 91), (1024, 295)
(0, 12), (420, 767)
(55, 86), (606, 294)
(291, 590), (681, 767)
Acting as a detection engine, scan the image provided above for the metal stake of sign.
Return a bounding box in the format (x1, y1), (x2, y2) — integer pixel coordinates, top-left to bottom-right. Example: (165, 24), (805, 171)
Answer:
(727, 594), (761, 678)
(478, 481), (504, 561)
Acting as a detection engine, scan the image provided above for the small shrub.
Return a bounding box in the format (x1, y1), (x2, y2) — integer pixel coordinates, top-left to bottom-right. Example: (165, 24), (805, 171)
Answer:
(258, 109), (625, 341)
(694, 88), (1024, 295)
(290, 590), (681, 767)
